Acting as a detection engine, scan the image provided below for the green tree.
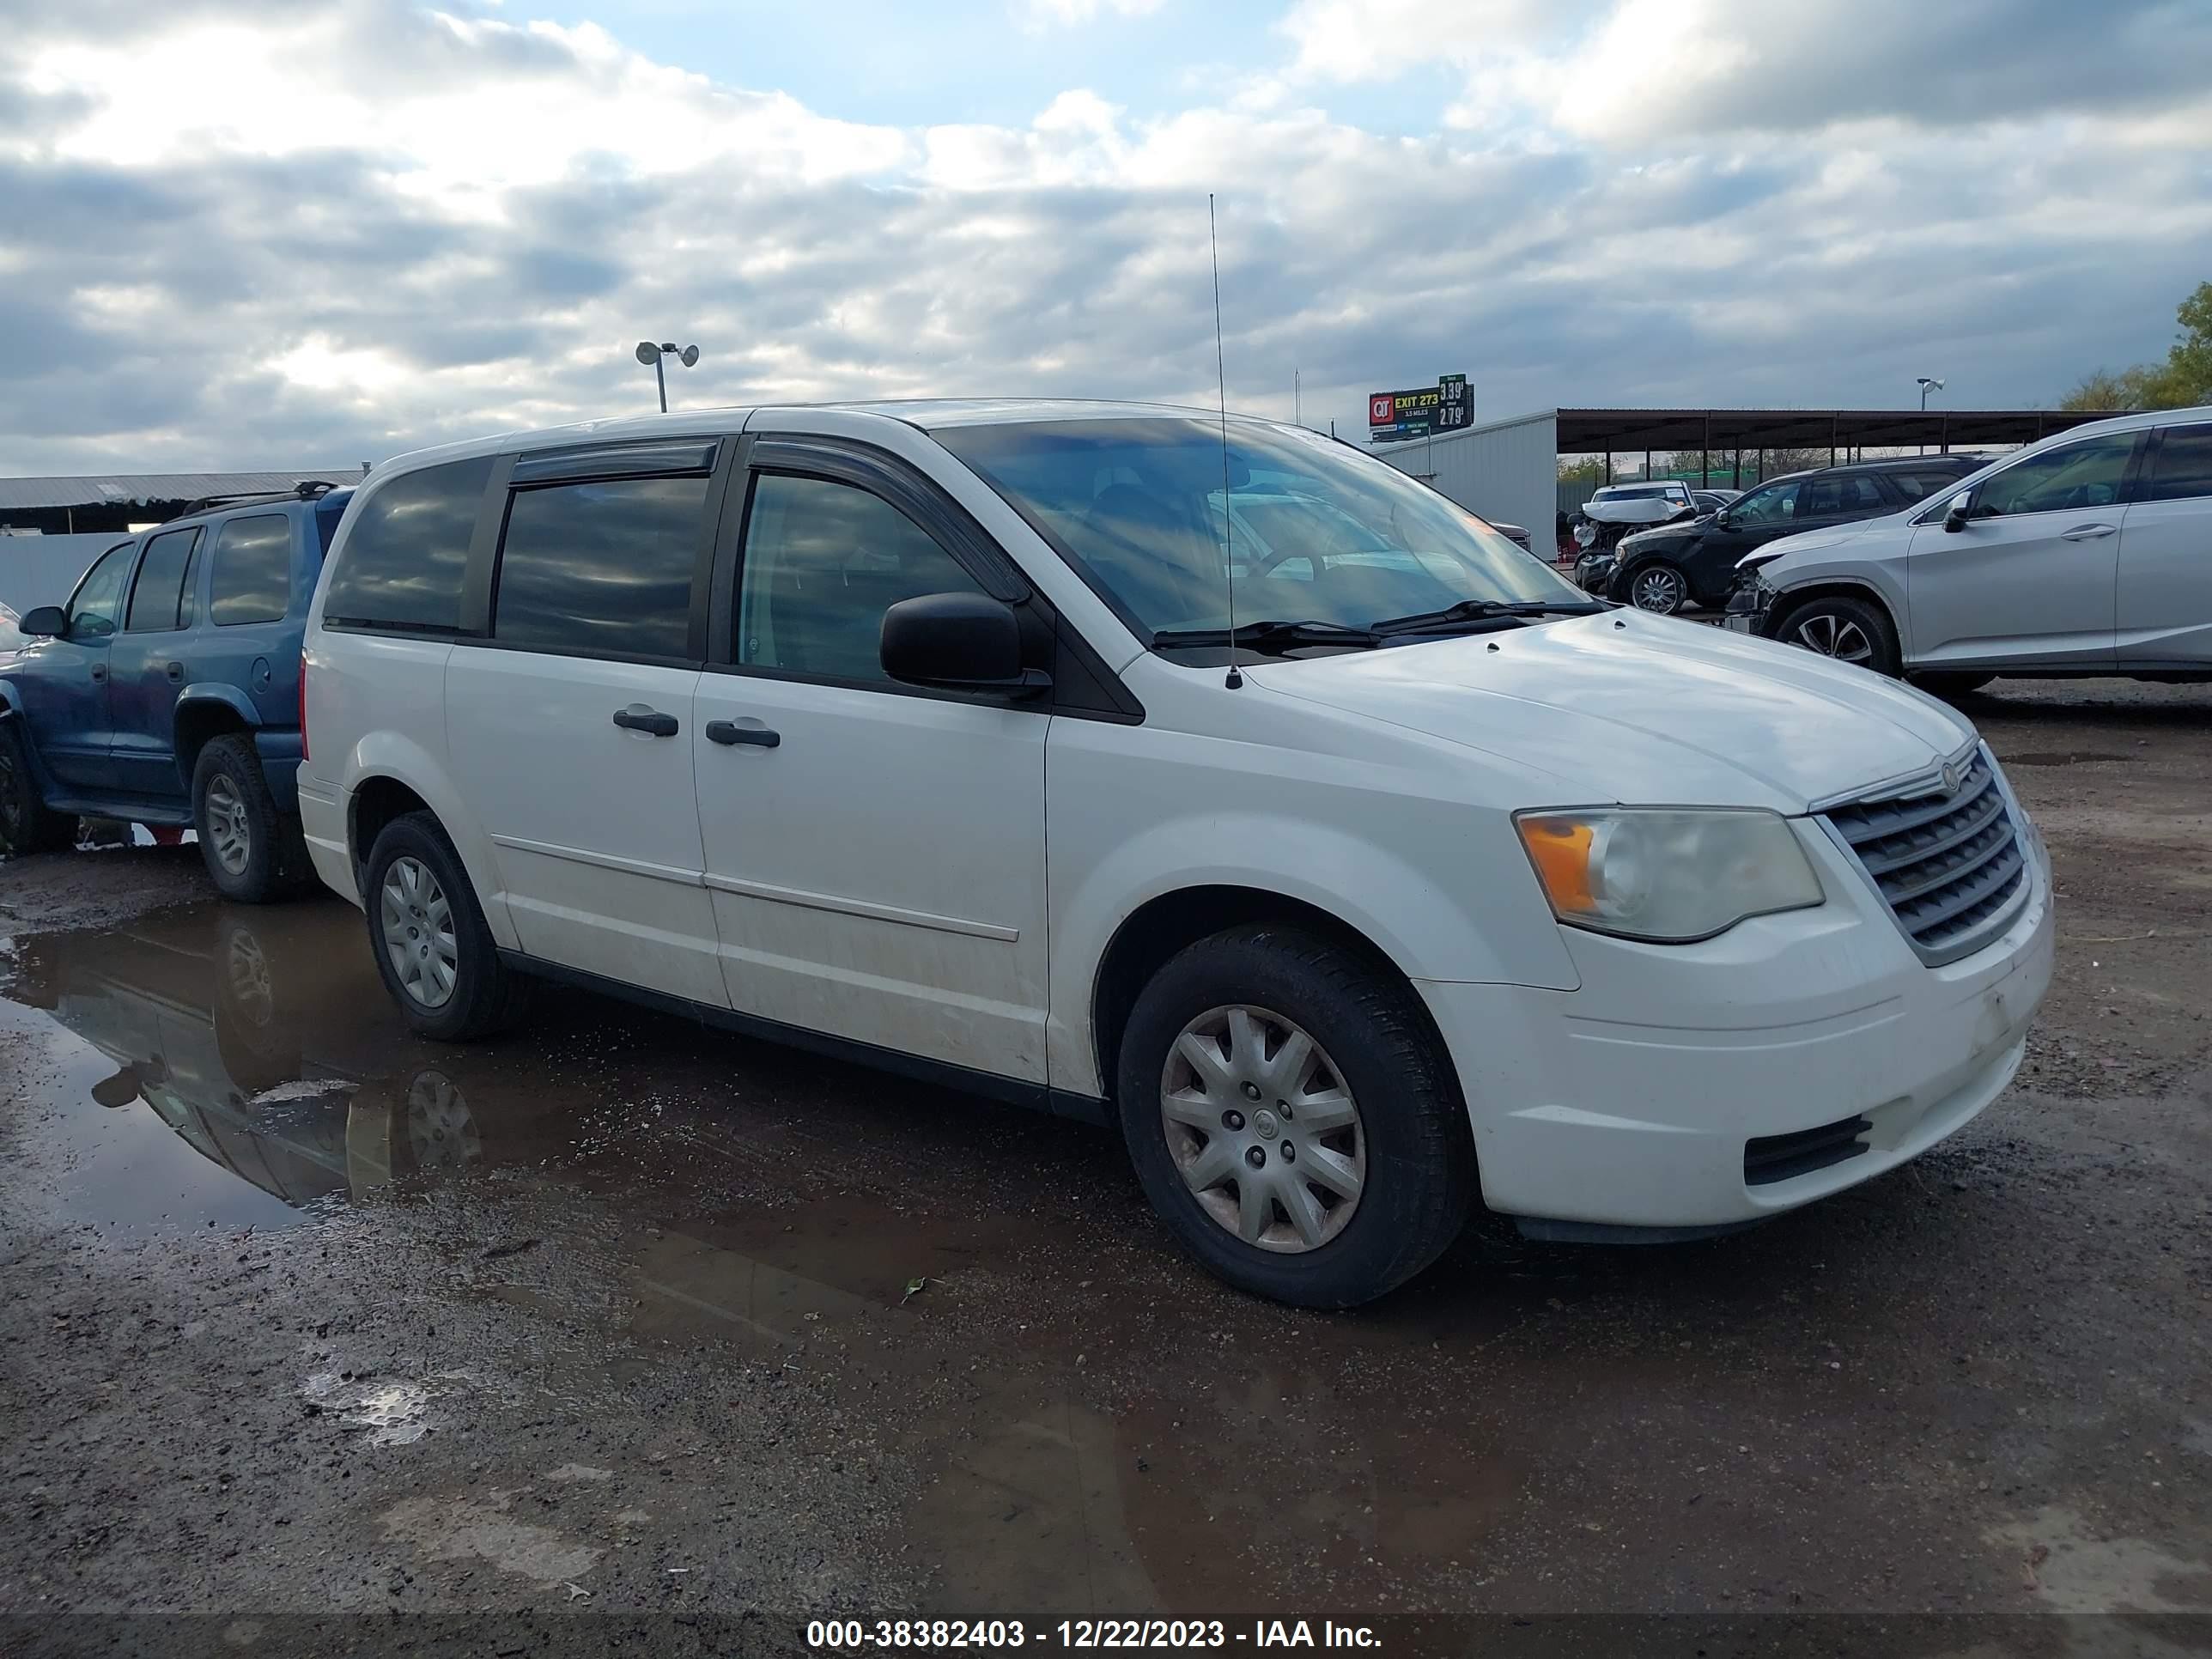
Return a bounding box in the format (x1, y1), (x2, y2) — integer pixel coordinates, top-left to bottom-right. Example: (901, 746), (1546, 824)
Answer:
(2059, 368), (2143, 412)
(2061, 281), (2212, 411)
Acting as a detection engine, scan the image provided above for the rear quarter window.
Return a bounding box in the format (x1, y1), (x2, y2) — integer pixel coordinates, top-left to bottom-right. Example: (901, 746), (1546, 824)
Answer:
(209, 514), (294, 626)
(320, 458), (494, 632)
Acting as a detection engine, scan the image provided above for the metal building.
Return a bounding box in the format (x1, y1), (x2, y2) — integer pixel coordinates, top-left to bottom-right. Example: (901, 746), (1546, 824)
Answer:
(1374, 406), (2122, 544)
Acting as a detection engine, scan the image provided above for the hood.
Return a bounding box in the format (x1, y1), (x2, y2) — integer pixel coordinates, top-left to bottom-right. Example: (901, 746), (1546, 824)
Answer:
(1246, 611), (1973, 813)
(1583, 497), (1690, 526)
(1620, 516), (1706, 552)
(1757, 519), (1887, 567)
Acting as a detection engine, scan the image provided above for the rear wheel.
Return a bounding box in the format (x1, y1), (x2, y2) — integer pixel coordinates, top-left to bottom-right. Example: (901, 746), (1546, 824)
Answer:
(1626, 562), (1688, 615)
(0, 720), (76, 857)
(1115, 924), (1474, 1309)
(362, 811), (530, 1041)
(193, 734), (310, 902)
(1773, 593), (1901, 678)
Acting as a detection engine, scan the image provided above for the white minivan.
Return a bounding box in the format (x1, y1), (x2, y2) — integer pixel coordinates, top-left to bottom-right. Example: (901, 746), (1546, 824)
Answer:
(300, 401), (2054, 1307)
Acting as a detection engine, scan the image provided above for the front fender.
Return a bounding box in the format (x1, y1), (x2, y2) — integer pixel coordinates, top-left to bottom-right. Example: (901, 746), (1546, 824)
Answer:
(1045, 809), (1582, 1098)
(337, 730), (519, 950)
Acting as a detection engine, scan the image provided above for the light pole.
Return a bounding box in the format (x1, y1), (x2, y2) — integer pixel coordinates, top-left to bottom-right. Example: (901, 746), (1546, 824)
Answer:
(1916, 376), (1944, 454)
(636, 341), (699, 412)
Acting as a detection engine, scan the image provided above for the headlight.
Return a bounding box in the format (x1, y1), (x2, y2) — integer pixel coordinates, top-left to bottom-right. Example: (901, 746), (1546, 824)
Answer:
(1514, 808), (1825, 943)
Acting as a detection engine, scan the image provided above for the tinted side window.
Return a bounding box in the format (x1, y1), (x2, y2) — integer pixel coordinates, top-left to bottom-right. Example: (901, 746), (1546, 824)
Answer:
(1801, 476), (1884, 516)
(209, 514), (293, 626)
(1891, 471), (1963, 501)
(1729, 481), (1802, 526)
(737, 474), (989, 684)
(125, 527), (200, 633)
(65, 543), (136, 641)
(2147, 424), (2212, 503)
(322, 457), (494, 632)
(492, 476), (709, 659)
(1976, 434), (2139, 518)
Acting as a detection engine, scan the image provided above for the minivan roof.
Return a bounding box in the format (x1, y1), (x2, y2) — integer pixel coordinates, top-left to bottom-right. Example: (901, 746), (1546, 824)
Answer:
(356, 398), (1321, 482)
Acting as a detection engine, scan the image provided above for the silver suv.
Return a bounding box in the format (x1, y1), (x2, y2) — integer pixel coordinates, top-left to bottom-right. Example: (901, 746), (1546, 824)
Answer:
(1729, 406), (2212, 690)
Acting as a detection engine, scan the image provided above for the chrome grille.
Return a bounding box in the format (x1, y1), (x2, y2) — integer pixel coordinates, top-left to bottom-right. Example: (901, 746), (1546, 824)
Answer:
(1822, 746), (2028, 965)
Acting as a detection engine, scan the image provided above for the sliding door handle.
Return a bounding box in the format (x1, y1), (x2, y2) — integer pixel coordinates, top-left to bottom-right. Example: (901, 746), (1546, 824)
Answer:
(705, 720), (779, 748)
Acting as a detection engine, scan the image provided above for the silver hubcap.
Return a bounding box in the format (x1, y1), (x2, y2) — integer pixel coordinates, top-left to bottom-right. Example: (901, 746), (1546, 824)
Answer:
(380, 857), (459, 1009)
(1160, 1005), (1365, 1255)
(224, 928), (274, 1027)
(406, 1069), (480, 1168)
(205, 774), (252, 875)
(1632, 568), (1683, 612)
(1791, 611), (1874, 664)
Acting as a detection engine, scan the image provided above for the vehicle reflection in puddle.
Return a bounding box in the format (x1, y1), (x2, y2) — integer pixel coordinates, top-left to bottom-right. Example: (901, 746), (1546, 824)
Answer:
(1, 897), (1527, 1613)
(0, 902), (590, 1230)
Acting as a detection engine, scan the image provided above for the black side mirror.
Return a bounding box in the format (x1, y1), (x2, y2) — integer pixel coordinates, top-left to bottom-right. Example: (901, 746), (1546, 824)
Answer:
(1713, 510), (1734, 530)
(881, 592), (1050, 697)
(19, 605), (65, 638)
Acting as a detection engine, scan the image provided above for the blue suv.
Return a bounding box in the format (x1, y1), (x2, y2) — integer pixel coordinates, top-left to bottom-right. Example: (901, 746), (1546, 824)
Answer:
(0, 483), (352, 900)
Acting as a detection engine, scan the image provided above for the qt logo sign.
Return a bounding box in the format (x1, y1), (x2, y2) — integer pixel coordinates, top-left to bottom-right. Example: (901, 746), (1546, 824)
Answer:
(1369, 395), (1395, 424)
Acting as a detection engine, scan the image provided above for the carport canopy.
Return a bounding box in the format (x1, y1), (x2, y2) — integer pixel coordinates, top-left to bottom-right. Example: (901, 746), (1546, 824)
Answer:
(1558, 407), (2123, 455)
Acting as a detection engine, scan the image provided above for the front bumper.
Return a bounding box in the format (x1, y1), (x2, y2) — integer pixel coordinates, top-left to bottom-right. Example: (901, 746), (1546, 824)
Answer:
(1415, 815), (2055, 1230)
(1571, 552), (1618, 594)
(1722, 573), (1775, 634)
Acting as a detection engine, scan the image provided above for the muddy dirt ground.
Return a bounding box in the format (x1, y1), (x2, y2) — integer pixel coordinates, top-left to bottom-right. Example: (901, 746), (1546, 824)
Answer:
(3, 680), (2209, 1657)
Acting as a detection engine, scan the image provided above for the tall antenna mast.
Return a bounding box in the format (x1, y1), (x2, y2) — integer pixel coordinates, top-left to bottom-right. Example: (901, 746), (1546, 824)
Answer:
(1209, 193), (1242, 690)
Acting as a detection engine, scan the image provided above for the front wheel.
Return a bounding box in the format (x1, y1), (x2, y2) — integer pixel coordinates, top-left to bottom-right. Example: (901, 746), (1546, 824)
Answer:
(1772, 593), (1901, 678)
(0, 720), (76, 858)
(1625, 562), (1689, 615)
(1115, 925), (1475, 1309)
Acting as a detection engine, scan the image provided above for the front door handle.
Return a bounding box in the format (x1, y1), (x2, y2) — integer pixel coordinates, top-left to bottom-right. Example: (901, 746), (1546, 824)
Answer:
(705, 720), (780, 748)
(2060, 523), (2118, 541)
(611, 705), (679, 737)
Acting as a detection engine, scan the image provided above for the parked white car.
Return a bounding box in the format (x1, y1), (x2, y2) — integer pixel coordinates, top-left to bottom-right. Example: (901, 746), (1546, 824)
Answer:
(1729, 406), (2212, 689)
(300, 401), (2054, 1306)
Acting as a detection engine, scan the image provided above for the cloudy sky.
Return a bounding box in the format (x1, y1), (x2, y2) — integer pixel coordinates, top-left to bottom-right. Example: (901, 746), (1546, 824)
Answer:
(2, 0), (2208, 474)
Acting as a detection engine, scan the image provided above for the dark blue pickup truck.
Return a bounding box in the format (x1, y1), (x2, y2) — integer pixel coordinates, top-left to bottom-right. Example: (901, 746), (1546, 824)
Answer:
(0, 483), (352, 900)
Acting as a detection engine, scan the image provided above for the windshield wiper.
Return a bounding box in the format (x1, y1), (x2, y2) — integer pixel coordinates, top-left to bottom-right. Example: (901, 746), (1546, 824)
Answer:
(1373, 598), (1606, 636)
(1152, 617), (1381, 653)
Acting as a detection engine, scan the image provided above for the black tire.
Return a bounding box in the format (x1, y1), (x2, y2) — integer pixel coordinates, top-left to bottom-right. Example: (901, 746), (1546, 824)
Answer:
(1622, 560), (1688, 615)
(1115, 924), (1475, 1310)
(1771, 592), (1901, 678)
(1911, 672), (1996, 699)
(192, 733), (310, 902)
(362, 810), (529, 1041)
(0, 720), (77, 857)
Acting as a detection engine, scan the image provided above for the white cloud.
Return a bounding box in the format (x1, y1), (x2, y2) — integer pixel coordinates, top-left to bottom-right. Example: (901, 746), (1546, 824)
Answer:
(1013, 0), (1166, 30)
(0, 0), (2205, 476)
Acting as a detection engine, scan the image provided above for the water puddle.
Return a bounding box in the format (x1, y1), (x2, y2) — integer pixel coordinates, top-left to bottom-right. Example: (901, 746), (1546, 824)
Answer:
(0, 899), (755, 1231)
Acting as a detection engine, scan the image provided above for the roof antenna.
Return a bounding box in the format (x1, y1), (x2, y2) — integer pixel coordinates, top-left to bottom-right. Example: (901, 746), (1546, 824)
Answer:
(1209, 193), (1242, 690)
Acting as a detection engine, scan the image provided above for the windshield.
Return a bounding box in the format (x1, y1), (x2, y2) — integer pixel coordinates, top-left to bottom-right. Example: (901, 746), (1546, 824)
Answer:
(935, 416), (1581, 638)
